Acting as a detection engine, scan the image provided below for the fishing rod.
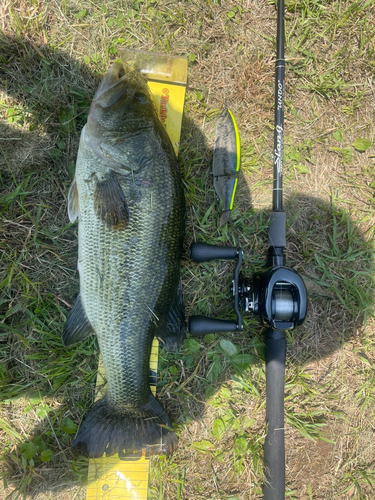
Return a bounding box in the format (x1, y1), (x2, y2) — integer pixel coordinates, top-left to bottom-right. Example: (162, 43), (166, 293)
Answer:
(187, 1), (308, 498)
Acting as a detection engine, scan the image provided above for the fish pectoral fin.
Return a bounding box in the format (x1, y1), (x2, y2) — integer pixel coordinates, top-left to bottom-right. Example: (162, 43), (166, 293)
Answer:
(157, 280), (186, 352)
(62, 294), (95, 346)
(68, 177), (79, 222)
(94, 173), (129, 230)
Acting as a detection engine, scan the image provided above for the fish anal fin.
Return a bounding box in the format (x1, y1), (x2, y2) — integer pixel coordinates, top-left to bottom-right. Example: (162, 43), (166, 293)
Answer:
(157, 281), (186, 352)
(68, 177), (79, 222)
(62, 294), (95, 346)
(94, 174), (129, 230)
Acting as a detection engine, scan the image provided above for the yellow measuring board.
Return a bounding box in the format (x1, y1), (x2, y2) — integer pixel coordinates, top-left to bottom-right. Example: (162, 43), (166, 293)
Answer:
(119, 48), (188, 156)
(86, 341), (158, 500)
(85, 50), (188, 500)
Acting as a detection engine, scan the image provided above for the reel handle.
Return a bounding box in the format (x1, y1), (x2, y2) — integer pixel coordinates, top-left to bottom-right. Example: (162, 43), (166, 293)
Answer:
(189, 242), (238, 262)
(189, 315), (238, 336)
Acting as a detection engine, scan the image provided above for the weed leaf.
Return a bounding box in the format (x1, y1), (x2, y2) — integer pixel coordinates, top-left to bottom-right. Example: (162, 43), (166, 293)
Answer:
(61, 418), (78, 435)
(192, 440), (215, 454)
(212, 419), (226, 441)
(295, 164), (310, 174)
(333, 129), (344, 142)
(40, 449), (54, 462)
(186, 338), (200, 354)
(352, 138), (371, 152)
(21, 443), (37, 461)
(220, 339), (238, 357)
(36, 404), (51, 419)
(234, 437), (248, 456)
(231, 353), (253, 371)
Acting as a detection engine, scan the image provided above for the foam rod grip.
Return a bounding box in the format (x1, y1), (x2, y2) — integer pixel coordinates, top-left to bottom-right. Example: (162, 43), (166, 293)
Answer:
(268, 212), (286, 248)
(188, 315), (238, 336)
(189, 243), (238, 262)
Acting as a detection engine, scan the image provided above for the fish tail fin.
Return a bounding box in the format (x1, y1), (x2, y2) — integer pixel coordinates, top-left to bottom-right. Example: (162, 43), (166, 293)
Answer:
(220, 210), (232, 227)
(71, 394), (178, 458)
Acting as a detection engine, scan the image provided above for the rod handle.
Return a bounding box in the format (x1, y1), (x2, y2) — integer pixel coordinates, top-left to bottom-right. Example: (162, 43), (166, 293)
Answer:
(263, 328), (286, 500)
(189, 242), (238, 262)
(188, 315), (238, 336)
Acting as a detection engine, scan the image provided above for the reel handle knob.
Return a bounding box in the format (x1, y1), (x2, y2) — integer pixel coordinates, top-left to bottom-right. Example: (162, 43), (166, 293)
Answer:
(188, 315), (238, 336)
(189, 242), (238, 262)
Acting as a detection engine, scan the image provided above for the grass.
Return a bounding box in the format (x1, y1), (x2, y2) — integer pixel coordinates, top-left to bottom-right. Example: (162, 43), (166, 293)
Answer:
(1, 0), (375, 499)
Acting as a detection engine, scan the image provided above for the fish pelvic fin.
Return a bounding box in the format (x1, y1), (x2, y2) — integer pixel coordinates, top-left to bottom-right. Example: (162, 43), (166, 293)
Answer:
(71, 394), (178, 458)
(157, 280), (186, 352)
(94, 173), (129, 230)
(62, 294), (95, 346)
(68, 177), (79, 223)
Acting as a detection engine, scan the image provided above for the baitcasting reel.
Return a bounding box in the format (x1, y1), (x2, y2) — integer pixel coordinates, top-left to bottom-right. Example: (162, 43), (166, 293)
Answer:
(188, 242), (307, 336)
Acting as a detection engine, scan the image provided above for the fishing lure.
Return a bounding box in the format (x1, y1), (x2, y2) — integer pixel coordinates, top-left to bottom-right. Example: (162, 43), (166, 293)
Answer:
(212, 107), (240, 226)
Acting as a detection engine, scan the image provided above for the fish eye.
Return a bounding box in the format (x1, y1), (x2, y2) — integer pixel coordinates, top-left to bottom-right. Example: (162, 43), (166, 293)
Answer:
(118, 68), (125, 78)
(134, 92), (148, 104)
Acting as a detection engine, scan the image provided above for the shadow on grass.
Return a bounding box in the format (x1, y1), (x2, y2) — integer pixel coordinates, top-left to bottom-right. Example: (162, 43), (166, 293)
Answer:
(0, 33), (374, 498)
(0, 34), (103, 498)
(283, 193), (375, 363)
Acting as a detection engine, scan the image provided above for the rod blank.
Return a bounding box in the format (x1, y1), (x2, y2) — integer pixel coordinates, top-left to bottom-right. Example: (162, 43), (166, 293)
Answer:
(272, 0), (285, 213)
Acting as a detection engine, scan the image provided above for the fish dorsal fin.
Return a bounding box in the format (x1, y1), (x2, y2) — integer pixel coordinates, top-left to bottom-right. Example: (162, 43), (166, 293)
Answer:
(68, 177), (79, 222)
(62, 294), (95, 346)
(94, 174), (129, 230)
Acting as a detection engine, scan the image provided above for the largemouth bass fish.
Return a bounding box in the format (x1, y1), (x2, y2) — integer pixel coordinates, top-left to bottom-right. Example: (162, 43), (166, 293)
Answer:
(62, 62), (185, 458)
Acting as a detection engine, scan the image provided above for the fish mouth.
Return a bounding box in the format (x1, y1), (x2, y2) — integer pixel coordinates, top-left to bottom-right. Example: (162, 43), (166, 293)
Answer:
(93, 62), (130, 108)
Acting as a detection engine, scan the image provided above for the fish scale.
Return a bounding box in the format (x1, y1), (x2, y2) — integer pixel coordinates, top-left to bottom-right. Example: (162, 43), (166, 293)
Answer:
(78, 150), (179, 406)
